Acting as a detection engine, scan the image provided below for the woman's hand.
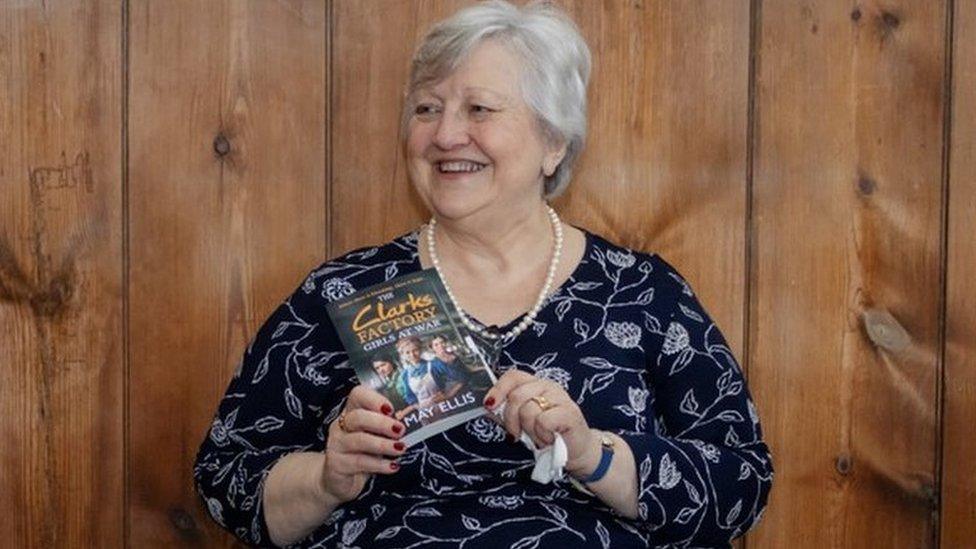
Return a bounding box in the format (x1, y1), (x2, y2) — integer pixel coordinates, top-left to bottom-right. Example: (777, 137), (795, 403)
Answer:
(483, 370), (603, 477)
(321, 385), (407, 505)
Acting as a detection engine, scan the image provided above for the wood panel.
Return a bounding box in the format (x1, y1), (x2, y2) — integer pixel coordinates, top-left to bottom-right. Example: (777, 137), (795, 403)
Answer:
(127, 1), (327, 545)
(750, 1), (946, 546)
(941, 0), (976, 545)
(0, 1), (124, 547)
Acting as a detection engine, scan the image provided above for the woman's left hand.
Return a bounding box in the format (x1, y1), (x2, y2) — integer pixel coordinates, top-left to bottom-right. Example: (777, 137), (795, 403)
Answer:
(483, 369), (603, 476)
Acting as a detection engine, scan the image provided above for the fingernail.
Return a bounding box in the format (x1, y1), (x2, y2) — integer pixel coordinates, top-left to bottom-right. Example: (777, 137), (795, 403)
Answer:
(484, 396), (495, 408)
(390, 462), (400, 471)
(381, 404), (393, 415)
(394, 442), (405, 451)
(392, 424), (402, 434)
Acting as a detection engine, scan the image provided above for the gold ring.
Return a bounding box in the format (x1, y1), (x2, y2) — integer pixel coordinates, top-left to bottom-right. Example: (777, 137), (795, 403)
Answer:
(337, 413), (350, 432)
(530, 395), (553, 411)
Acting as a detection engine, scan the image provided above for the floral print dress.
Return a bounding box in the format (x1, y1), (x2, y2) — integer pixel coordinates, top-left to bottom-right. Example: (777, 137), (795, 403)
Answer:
(194, 228), (773, 548)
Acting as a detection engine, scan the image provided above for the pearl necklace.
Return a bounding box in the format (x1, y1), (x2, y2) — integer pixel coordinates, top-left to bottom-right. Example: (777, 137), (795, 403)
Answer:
(427, 205), (563, 341)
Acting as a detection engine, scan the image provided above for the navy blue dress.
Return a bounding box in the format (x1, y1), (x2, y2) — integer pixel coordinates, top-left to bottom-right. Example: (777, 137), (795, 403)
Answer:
(194, 228), (773, 548)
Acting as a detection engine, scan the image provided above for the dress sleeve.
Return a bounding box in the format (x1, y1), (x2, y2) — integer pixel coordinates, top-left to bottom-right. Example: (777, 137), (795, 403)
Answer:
(192, 267), (353, 546)
(614, 257), (773, 546)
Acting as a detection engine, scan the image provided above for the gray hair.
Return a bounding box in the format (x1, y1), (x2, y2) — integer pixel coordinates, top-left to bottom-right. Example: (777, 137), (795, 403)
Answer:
(403, 0), (591, 198)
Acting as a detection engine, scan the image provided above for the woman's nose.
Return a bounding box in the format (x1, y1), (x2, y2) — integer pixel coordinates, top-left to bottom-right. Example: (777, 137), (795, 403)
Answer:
(432, 110), (470, 149)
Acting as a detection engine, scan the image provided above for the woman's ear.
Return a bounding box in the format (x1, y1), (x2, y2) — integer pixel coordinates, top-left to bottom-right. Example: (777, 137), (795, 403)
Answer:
(543, 142), (568, 177)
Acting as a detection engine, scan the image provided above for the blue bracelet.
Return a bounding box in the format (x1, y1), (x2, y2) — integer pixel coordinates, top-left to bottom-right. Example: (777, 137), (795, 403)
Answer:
(581, 437), (614, 483)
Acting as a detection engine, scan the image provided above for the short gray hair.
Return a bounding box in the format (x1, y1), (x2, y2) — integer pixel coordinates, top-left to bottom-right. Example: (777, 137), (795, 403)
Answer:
(404, 0), (591, 198)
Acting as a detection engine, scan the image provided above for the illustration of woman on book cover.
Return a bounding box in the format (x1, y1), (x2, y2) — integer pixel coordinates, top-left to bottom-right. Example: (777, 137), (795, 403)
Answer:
(367, 354), (408, 411)
(393, 335), (464, 422)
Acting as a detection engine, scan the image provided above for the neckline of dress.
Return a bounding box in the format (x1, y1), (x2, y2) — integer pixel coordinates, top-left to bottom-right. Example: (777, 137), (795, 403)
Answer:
(404, 225), (594, 336)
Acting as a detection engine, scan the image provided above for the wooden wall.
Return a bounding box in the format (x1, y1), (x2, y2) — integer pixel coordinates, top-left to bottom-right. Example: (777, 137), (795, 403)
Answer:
(0, 1), (972, 547)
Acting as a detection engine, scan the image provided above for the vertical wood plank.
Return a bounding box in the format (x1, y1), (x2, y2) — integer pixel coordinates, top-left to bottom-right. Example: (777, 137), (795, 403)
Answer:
(750, 1), (946, 546)
(941, 0), (976, 545)
(0, 1), (124, 547)
(127, 1), (326, 544)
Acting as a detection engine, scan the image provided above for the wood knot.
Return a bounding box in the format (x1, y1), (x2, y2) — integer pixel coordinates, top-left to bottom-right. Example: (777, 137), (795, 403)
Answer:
(168, 507), (198, 534)
(29, 274), (75, 318)
(835, 454), (853, 475)
(880, 11), (900, 29)
(862, 308), (911, 352)
(851, 7), (862, 22)
(857, 176), (876, 195)
(213, 134), (231, 157)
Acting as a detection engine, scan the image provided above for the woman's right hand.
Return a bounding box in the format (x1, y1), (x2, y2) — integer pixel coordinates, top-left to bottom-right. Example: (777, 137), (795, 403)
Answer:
(321, 385), (407, 504)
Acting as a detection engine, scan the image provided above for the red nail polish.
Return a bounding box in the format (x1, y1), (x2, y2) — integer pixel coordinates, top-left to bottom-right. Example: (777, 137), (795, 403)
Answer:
(381, 404), (393, 415)
(484, 396), (495, 408)
(394, 442), (405, 451)
(390, 462), (400, 471)
(392, 424), (402, 434)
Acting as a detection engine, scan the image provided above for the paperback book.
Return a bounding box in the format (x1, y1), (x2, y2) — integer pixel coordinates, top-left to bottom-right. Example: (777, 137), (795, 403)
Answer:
(326, 269), (496, 445)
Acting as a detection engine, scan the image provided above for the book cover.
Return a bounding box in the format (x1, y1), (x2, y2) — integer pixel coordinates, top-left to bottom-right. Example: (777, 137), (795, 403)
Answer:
(326, 269), (496, 446)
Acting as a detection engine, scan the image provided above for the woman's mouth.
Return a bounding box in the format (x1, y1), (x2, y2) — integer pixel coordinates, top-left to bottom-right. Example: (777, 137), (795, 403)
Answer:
(436, 160), (487, 174)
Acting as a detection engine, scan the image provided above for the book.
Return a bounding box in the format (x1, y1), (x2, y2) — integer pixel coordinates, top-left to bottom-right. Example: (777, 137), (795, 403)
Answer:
(326, 269), (496, 446)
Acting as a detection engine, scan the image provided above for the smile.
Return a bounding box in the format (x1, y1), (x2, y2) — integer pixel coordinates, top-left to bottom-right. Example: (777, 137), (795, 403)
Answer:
(436, 160), (487, 173)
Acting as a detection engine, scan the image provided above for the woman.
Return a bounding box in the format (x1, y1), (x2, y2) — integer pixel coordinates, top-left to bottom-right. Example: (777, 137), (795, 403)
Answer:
(369, 356), (409, 411)
(194, 1), (772, 547)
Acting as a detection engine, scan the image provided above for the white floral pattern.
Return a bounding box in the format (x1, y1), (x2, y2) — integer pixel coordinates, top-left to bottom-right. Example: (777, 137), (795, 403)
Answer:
(605, 321), (643, 349)
(465, 417), (506, 443)
(662, 322), (690, 355)
(322, 277), (355, 301)
(536, 366), (572, 389)
(194, 230), (772, 548)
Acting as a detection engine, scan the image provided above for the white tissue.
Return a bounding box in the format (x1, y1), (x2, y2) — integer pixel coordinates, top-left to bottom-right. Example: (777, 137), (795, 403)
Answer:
(492, 403), (567, 484)
(521, 431), (567, 483)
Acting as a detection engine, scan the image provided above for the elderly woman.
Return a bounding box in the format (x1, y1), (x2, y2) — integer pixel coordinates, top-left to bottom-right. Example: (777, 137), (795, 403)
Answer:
(194, 1), (772, 547)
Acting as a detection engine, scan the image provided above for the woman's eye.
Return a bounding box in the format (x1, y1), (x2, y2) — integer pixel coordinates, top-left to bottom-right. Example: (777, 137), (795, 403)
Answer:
(414, 104), (440, 117)
(470, 105), (493, 114)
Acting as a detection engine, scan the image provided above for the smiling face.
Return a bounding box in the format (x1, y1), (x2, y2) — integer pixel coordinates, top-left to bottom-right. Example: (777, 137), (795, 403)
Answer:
(405, 40), (566, 222)
(397, 340), (422, 366)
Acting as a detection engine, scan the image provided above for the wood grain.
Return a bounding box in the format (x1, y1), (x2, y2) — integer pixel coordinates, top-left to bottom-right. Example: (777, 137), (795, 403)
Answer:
(127, 1), (326, 545)
(749, 1), (946, 546)
(0, 1), (124, 546)
(941, 0), (976, 545)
